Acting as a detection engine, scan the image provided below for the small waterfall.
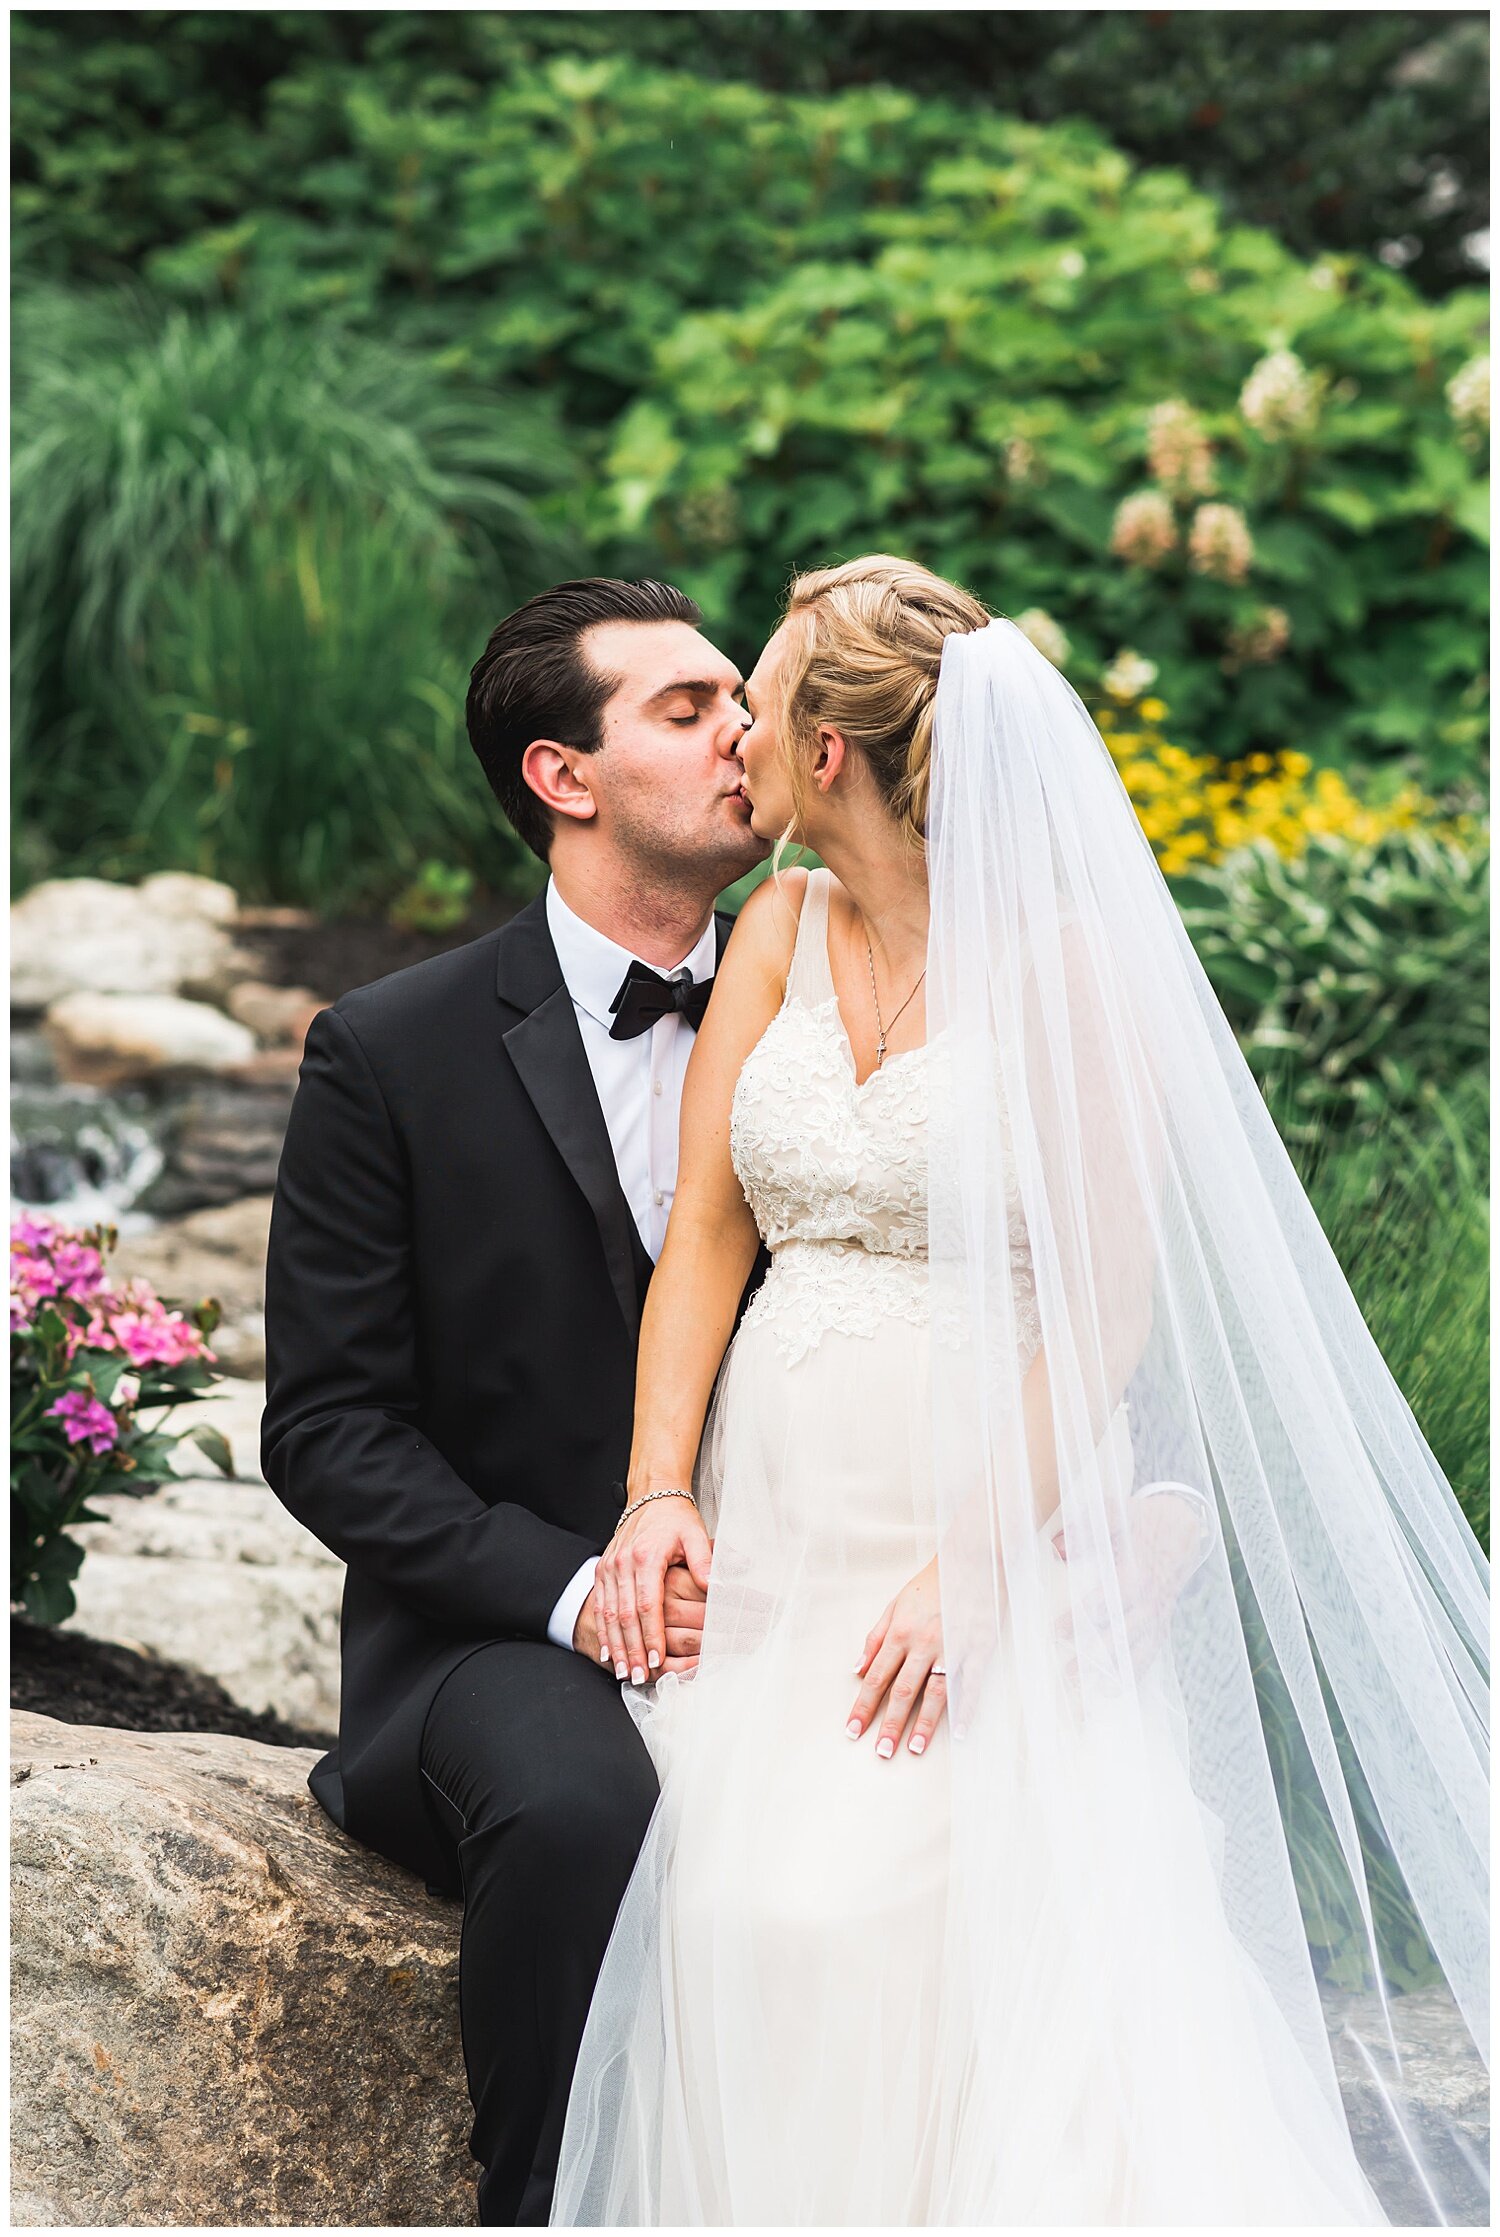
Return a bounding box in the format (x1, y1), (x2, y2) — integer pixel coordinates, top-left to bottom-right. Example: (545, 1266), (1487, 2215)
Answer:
(10, 1029), (167, 1234)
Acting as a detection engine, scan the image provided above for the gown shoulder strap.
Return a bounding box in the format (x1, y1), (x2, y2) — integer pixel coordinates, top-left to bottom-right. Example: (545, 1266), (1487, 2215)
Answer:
(783, 863), (836, 1010)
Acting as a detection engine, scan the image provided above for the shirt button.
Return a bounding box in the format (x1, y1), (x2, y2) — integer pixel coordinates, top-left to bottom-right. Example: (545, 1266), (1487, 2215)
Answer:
(653, 1190), (665, 1206)
(652, 1079), (663, 1096)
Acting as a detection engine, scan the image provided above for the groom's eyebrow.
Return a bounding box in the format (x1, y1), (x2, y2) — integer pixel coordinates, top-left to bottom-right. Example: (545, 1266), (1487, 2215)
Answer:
(643, 673), (744, 708)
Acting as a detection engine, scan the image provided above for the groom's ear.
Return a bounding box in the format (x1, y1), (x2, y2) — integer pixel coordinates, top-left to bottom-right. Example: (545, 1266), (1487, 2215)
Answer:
(813, 726), (849, 794)
(520, 738), (599, 828)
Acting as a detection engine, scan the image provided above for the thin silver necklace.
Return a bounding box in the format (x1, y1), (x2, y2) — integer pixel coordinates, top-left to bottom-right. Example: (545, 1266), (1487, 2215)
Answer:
(862, 927), (926, 1067)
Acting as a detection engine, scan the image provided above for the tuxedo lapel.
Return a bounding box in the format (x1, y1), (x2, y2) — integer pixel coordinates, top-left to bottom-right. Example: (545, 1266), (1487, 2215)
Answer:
(496, 894), (642, 1345)
(494, 896), (742, 1347)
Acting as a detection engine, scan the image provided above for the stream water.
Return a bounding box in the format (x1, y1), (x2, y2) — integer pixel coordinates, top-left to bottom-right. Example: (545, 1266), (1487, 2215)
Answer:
(10, 1027), (168, 1234)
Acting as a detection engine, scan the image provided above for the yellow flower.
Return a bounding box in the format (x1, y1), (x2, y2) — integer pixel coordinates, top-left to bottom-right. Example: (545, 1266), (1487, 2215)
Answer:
(1112, 725), (1449, 874)
(1139, 697), (1168, 723)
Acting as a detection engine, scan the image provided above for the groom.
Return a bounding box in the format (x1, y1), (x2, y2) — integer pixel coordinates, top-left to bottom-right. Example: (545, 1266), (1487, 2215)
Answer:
(260, 577), (770, 2223)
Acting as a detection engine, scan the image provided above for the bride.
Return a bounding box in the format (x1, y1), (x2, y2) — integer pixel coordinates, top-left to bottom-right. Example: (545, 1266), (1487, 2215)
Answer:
(549, 557), (1489, 2225)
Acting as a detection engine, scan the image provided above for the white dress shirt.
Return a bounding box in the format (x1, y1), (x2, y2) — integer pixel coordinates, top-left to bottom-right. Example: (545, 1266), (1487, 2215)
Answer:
(542, 876), (718, 1651)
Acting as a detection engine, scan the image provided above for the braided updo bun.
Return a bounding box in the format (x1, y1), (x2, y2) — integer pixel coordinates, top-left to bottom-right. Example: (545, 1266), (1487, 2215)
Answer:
(770, 555), (991, 849)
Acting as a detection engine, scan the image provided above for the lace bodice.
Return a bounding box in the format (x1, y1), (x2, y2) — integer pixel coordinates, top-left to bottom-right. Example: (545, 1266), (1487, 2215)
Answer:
(729, 868), (1040, 1366)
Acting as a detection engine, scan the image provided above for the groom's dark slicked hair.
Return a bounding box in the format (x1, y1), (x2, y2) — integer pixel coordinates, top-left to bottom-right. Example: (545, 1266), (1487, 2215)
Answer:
(467, 577), (702, 862)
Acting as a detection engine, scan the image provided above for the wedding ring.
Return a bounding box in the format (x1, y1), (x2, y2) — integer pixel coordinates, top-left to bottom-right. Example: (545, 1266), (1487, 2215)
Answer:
(931, 1662), (947, 1677)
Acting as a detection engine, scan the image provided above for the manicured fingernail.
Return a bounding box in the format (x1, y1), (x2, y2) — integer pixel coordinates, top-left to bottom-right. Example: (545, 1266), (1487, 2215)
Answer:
(647, 1650), (660, 1669)
(630, 1666), (645, 1685)
(599, 1648), (610, 1664)
(852, 1662), (865, 1675)
(845, 1719), (862, 1738)
(909, 1735), (926, 1755)
(614, 1662), (627, 1679)
(876, 1737), (894, 1759)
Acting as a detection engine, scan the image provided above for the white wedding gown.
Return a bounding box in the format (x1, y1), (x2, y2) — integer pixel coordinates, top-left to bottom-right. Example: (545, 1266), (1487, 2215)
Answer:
(551, 867), (1384, 2226)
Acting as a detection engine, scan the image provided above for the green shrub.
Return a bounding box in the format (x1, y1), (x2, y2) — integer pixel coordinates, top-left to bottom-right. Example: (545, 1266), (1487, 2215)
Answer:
(1288, 1076), (1488, 1549)
(13, 14), (1486, 298)
(12, 287), (574, 906)
(10, 47), (1489, 896)
(604, 140), (1486, 775)
(20, 51), (1479, 788)
(1176, 828), (1488, 1140)
(388, 860), (478, 934)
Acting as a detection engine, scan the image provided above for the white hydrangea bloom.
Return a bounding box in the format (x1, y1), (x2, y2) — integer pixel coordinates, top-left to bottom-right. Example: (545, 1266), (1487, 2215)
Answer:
(1146, 399), (1216, 497)
(1188, 502), (1255, 584)
(1226, 606), (1291, 666)
(1110, 490), (1178, 568)
(1102, 649), (1159, 702)
(1013, 609), (1071, 668)
(1239, 349), (1319, 440)
(1005, 436), (1036, 485)
(1446, 355), (1489, 435)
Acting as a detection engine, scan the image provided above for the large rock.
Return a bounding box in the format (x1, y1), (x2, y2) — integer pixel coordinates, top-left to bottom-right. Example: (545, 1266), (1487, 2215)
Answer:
(45, 992), (258, 1089)
(109, 1195), (272, 1378)
(11, 877), (240, 1012)
(143, 1079), (296, 1217)
(10, 1712), (472, 2227)
(1322, 1984), (1489, 2224)
(225, 980), (328, 1049)
(63, 1477), (343, 1736)
(136, 873), (240, 926)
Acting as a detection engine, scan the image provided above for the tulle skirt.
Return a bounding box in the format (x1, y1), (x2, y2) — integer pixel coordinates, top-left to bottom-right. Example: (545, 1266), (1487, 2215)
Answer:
(550, 1264), (1384, 2225)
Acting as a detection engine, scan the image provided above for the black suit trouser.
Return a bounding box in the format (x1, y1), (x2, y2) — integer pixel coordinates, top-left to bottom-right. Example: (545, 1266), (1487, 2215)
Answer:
(417, 1639), (660, 2227)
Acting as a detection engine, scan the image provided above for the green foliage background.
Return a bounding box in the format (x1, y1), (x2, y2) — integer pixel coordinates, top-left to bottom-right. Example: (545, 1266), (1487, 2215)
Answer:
(14, 13), (1488, 294)
(12, 13), (1489, 912)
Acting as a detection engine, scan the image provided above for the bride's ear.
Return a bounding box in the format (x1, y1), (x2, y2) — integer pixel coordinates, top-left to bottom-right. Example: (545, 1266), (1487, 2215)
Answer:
(813, 725), (849, 794)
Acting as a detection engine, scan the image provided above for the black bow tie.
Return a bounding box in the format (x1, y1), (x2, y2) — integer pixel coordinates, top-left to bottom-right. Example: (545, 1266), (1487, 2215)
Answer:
(608, 958), (714, 1040)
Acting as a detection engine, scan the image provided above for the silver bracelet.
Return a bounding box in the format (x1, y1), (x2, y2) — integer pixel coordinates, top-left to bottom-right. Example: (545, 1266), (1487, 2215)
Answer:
(616, 1486), (697, 1528)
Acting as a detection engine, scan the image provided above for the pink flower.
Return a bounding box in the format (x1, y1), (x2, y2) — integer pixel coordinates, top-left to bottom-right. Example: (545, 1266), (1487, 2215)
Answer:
(77, 1310), (118, 1354)
(111, 1307), (210, 1369)
(45, 1388), (121, 1457)
(11, 1252), (60, 1300)
(11, 1214), (60, 1255)
(51, 1241), (108, 1303)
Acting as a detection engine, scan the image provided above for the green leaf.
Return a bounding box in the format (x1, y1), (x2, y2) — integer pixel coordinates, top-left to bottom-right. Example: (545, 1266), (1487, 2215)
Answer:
(22, 1573), (77, 1627)
(185, 1424), (236, 1477)
(1306, 485), (1380, 534)
(1452, 479), (1490, 547)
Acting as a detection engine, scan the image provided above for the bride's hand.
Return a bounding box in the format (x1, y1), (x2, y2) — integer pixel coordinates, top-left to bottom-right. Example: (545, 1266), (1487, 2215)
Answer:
(847, 1556), (946, 1760)
(595, 1494), (713, 1686)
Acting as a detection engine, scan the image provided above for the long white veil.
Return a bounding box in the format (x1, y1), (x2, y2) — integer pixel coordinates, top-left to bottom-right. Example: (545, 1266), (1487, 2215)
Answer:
(925, 616), (1489, 2221)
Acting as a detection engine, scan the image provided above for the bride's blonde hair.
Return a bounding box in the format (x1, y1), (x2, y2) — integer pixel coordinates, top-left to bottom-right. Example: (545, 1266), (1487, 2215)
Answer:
(768, 554), (990, 855)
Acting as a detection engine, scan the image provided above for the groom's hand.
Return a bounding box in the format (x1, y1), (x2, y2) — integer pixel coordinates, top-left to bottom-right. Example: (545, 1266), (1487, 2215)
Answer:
(659, 1561), (708, 1674)
(573, 1560), (707, 1673)
(592, 1495), (713, 1686)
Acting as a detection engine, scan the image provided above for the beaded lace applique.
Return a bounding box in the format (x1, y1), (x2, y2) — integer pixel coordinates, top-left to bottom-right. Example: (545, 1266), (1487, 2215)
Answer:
(729, 987), (1041, 1368)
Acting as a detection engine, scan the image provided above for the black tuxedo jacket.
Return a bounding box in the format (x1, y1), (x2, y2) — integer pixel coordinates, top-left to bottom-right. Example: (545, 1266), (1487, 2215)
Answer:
(260, 889), (767, 1890)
